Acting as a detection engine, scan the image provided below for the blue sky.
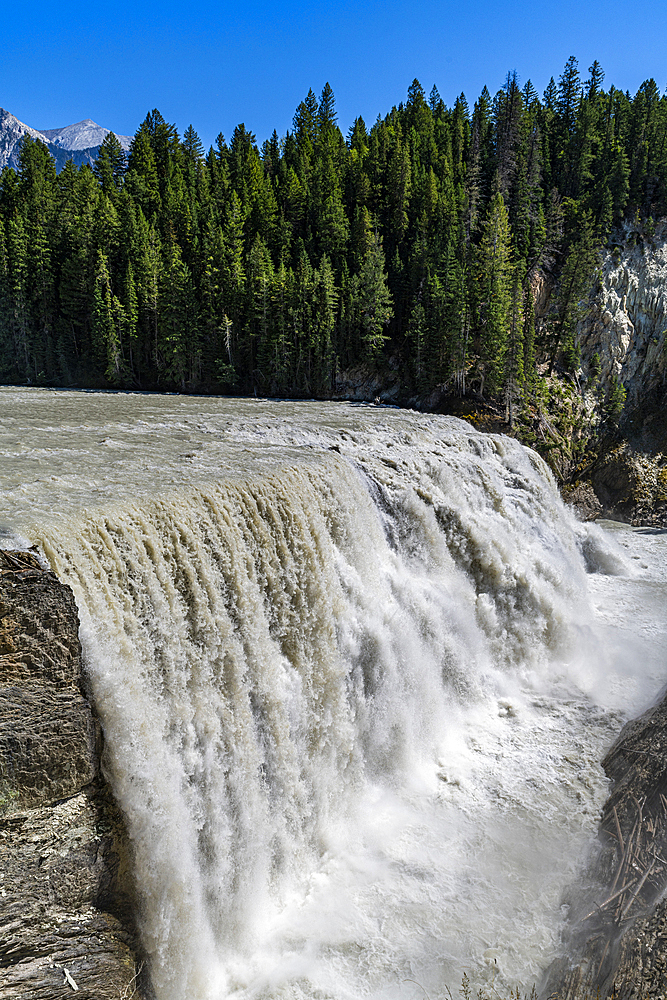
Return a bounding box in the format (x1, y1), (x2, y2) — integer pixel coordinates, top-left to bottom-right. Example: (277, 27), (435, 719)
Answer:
(2, 1), (665, 150)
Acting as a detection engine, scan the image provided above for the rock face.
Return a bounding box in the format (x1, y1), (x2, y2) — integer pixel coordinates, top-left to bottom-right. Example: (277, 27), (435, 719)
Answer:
(546, 682), (667, 999)
(571, 222), (667, 524)
(578, 223), (667, 446)
(0, 550), (147, 999)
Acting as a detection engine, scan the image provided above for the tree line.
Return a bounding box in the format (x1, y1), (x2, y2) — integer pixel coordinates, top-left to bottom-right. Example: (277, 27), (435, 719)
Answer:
(0, 57), (664, 403)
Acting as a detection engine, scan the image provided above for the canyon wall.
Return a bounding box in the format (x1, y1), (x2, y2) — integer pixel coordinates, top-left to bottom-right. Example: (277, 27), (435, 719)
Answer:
(572, 222), (667, 523)
(578, 220), (667, 447)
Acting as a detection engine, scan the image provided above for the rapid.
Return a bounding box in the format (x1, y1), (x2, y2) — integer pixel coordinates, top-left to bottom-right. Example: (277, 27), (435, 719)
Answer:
(1, 388), (666, 1000)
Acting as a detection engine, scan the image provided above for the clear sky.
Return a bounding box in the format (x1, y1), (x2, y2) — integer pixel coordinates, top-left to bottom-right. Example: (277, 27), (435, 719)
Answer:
(2, 0), (665, 151)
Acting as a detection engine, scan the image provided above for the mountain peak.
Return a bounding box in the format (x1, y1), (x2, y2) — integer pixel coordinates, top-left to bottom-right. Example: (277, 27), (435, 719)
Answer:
(38, 119), (132, 152)
(0, 107), (133, 169)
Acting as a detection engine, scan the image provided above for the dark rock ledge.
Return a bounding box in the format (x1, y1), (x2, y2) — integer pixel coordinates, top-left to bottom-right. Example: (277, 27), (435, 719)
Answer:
(0, 550), (148, 999)
(546, 691), (667, 999)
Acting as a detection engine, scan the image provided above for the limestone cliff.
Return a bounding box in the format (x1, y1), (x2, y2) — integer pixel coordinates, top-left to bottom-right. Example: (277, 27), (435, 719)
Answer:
(570, 222), (667, 524)
(578, 220), (667, 446)
(0, 549), (147, 999)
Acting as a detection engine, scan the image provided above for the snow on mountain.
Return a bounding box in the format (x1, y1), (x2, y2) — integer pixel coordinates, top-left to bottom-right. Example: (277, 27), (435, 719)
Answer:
(38, 119), (132, 152)
(0, 107), (133, 171)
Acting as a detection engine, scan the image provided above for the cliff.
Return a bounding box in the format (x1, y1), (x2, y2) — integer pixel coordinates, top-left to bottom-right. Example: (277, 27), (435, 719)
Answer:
(578, 222), (667, 446)
(541, 222), (667, 526)
(0, 550), (146, 999)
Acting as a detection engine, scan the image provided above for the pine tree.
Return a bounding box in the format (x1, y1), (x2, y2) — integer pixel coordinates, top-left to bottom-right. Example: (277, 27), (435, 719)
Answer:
(134, 215), (163, 374)
(92, 250), (132, 384)
(291, 244), (314, 387)
(317, 83), (338, 134)
(182, 125), (205, 164)
(522, 281), (537, 386)
(494, 71), (524, 199)
(0, 216), (13, 380)
(386, 130), (411, 248)
(126, 128), (161, 219)
(247, 232), (274, 390)
(29, 214), (56, 380)
(504, 269), (524, 426)
(6, 213), (31, 378)
(407, 296), (427, 390)
(220, 191), (246, 331)
(552, 204), (599, 370)
(585, 61), (605, 100)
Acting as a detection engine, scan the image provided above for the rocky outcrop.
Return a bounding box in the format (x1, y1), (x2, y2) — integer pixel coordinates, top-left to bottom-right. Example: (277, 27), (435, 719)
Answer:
(546, 680), (667, 998)
(560, 440), (667, 526)
(561, 222), (667, 524)
(0, 550), (146, 999)
(578, 223), (667, 446)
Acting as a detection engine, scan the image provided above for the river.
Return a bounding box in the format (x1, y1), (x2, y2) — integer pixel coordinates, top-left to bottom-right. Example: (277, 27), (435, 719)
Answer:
(1, 388), (666, 1000)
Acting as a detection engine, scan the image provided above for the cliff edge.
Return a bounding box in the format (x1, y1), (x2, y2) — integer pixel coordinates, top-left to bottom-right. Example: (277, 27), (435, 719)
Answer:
(0, 549), (146, 999)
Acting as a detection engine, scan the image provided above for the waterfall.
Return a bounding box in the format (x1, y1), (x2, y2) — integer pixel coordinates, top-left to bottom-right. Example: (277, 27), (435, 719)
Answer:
(2, 391), (662, 1000)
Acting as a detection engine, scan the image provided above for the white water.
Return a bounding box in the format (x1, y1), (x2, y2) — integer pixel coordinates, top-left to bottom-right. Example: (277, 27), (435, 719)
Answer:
(2, 388), (666, 1000)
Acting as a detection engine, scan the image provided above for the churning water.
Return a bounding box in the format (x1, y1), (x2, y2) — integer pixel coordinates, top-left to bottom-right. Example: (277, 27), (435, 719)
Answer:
(1, 388), (666, 1000)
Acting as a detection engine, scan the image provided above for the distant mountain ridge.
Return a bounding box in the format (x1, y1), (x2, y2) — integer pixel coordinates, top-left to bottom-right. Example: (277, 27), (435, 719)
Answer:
(0, 107), (132, 171)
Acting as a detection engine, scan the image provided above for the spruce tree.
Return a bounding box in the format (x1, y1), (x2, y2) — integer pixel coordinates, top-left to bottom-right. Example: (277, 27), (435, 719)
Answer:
(354, 229), (393, 356)
(476, 193), (513, 394)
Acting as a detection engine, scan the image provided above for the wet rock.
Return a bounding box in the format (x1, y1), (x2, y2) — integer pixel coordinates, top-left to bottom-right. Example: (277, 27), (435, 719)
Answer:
(560, 481), (603, 522)
(587, 443), (667, 526)
(0, 550), (147, 999)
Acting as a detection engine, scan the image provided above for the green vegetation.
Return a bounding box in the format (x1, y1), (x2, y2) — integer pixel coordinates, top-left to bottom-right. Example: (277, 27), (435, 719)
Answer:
(0, 779), (19, 815)
(0, 58), (662, 405)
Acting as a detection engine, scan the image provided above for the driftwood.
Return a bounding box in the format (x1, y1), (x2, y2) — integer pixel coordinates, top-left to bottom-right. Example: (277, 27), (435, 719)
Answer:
(0, 548), (55, 581)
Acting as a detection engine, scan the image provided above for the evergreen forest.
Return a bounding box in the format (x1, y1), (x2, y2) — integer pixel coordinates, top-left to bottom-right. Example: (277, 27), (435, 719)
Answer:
(0, 58), (663, 405)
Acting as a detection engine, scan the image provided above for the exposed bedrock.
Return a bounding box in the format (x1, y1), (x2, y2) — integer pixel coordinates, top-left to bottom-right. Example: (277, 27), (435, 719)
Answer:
(0, 549), (147, 999)
(573, 223), (667, 525)
(578, 226), (667, 441)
